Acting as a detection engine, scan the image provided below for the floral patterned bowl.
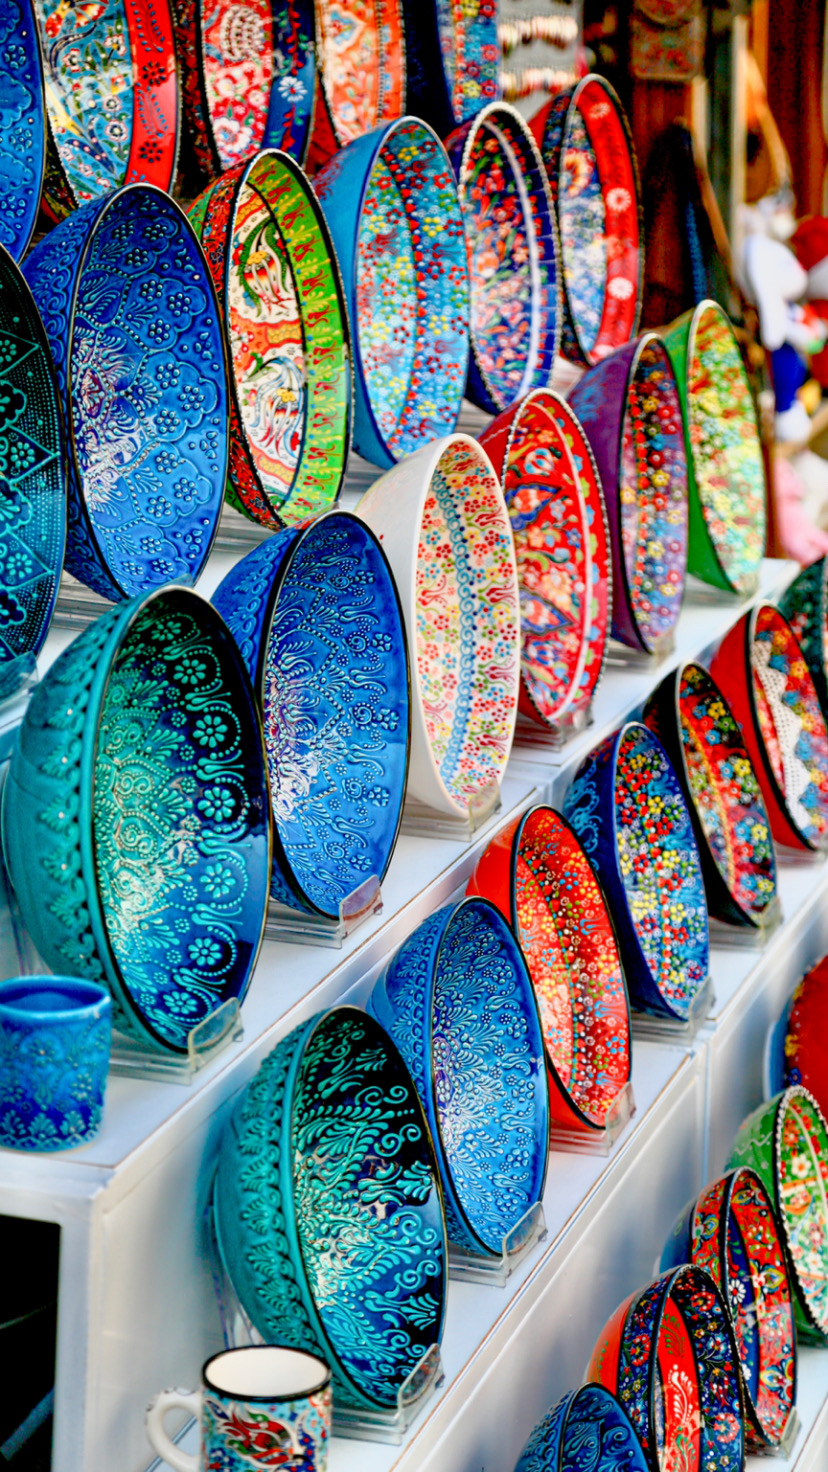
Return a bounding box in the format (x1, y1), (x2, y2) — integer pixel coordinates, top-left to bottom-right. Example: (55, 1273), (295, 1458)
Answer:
(0, 977), (111, 1152)
(660, 1167), (796, 1450)
(728, 1087), (828, 1344)
(569, 334), (688, 654)
(305, 0), (405, 173)
(445, 102), (561, 416)
(515, 1385), (649, 1472)
(358, 435), (520, 820)
(530, 74), (642, 368)
(213, 512), (409, 919)
(769, 956), (828, 1126)
(779, 555), (828, 723)
(663, 300), (766, 595)
(587, 1265), (745, 1472)
(214, 1005), (447, 1410)
(479, 389), (611, 730)
(467, 806), (631, 1139)
(402, 0), (501, 138)
(314, 116), (469, 469)
(23, 184), (229, 602)
(710, 603), (828, 853)
(368, 898), (549, 1257)
(2, 587), (271, 1053)
(563, 722), (709, 1021)
(643, 662), (778, 929)
(0, 0), (47, 259)
(188, 150), (351, 530)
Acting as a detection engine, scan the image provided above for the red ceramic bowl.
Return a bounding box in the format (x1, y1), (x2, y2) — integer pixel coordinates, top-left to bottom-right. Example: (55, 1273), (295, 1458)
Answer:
(468, 806), (631, 1136)
(780, 956), (828, 1123)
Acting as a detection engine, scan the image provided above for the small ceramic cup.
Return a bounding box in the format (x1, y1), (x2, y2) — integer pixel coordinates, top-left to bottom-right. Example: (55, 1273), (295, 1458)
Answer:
(0, 977), (111, 1151)
(146, 1345), (331, 1472)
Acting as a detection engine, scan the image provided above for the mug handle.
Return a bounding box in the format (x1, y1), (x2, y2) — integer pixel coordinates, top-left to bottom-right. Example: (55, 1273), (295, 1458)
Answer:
(145, 1388), (201, 1472)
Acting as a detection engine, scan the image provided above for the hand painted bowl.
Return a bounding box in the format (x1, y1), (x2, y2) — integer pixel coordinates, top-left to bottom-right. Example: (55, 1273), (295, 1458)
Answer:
(0, 0), (47, 260)
(23, 184), (228, 603)
(367, 898), (549, 1257)
(306, 0), (405, 173)
(0, 977), (111, 1152)
(402, 0), (501, 140)
(663, 300), (766, 595)
(213, 512), (409, 919)
(661, 1168), (796, 1450)
(445, 103), (561, 416)
(515, 1385), (649, 1472)
(771, 957), (828, 1124)
(0, 244), (67, 663)
(530, 74), (642, 369)
(2, 587), (271, 1053)
(643, 662), (778, 928)
(563, 722), (709, 1021)
(467, 806), (631, 1138)
(314, 116), (469, 469)
(728, 1087), (828, 1344)
(710, 603), (828, 852)
(479, 389), (611, 730)
(357, 435), (520, 820)
(569, 335), (688, 653)
(214, 1004), (447, 1410)
(587, 1265), (745, 1472)
(779, 555), (828, 723)
(188, 150), (351, 530)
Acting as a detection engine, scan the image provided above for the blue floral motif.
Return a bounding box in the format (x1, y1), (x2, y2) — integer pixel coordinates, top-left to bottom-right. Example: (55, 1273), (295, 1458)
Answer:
(0, 977), (111, 1151)
(515, 1384), (649, 1472)
(0, 0), (45, 259)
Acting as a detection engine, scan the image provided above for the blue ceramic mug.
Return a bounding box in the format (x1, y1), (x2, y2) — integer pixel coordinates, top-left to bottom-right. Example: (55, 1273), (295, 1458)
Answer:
(0, 976), (111, 1151)
(145, 1345), (331, 1472)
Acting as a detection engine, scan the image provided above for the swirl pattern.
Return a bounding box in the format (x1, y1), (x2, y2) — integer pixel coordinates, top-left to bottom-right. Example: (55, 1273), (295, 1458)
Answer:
(515, 1385), (649, 1472)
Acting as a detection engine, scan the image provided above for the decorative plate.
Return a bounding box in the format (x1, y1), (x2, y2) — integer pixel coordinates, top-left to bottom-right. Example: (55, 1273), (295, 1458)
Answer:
(644, 661), (778, 928)
(2, 587), (271, 1053)
(213, 512), (410, 919)
(445, 102), (561, 416)
(468, 806), (631, 1137)
(480, 389), (611, 730)
(570, 333), (688, 653)
(563, 722), (709, 1021)
(779, 555), (828, 723)
(515, 1385), (650, 1472)
(188, 149), (351, 529)
(306, 0), (405, 172)
(402, 0), (501, 138)
(710, 603), (828, 853)
(773, 957), (828, 1127)
(0, 0), (46, 260)
(530, 74), (642, 368)
(23, 184), (228, 602)
(314, 115), (470, 469)
(215, 1005), (447, 1409)
(663, 299), (766, 595)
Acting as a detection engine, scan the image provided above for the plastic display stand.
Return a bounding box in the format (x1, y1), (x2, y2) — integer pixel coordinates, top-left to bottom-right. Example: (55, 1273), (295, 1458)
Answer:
(752, 1405), (802, 1459)
(775, 843), (828, 866)
(604, 629), (675, 669)
(401, 779), (502, 840)
(684, 572), (759, 605)
(448, 1201), (548, 1286)
(264, 875), (382, 949)
(630, 973), (715, 1044)
(548, 1080), (637, 1157)
(708, 894), (783, 951)
(512, 699), (593, 753)
(109, 998), (243, 1084)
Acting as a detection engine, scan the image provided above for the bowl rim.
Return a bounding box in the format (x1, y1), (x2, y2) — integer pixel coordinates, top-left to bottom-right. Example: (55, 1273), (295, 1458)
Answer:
(201, 1342), (332, 1401)
(772, 1084), (828, 1335)
(0, 975), (111, 1023)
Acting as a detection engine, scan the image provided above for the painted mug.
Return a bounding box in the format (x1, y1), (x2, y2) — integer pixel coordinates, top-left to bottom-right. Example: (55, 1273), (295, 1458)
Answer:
(146, 1345), (331, 1471)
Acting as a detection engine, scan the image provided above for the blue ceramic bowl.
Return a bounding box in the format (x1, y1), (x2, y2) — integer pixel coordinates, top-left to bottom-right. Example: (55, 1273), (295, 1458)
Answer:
(368, 897), (549, 1257)
(0, 0), (46, 261)
(515, 1385), (649, 1472)
(0, 976), (111, 1151)
(0, 242), (67, 662)
(23, 184), (228, 602)
(2, 587), (271, 1053)
(402, 0), (501, 137)
(214, 1005), (447, 1410)
(563, 722), (709, 1021)
(314, 116), (470, 469)
(213, 512), (410, 918)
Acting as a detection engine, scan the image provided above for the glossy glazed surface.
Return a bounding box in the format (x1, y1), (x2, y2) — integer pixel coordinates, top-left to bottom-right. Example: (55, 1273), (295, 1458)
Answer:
(0, 977), (111, 1151)
(0, 0), (45, 258)
(751, 605), (828, 848)
(316, 0), (404, 148)
(514, 1385), (649, 1472)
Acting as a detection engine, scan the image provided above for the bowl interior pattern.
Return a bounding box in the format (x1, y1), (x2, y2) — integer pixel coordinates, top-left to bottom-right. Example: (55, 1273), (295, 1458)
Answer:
(435, 0), (500, 126)
(415, 440), (519, 807)
(776, 1090), (828, 1333)
(750, 605), (828, 847)
(316, 0), (404, 149)
(0, 0), (45, 259)
(355, 119), (469, 462)
(514, 808), (630, 1126)
(199, 0), (314, 170)
(687, 303), (766, 594)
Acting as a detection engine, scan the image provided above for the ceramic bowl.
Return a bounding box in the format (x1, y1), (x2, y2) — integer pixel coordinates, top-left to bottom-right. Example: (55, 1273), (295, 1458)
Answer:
(188, 150), (351, 530)
(480, 389), (611, 729)
(0, 976), (111, 1152)
(357, 435), (520, 820)
(467, 806), (631, 1138)
(314, 116), (469, 469)
(306, 0), (405, 172)
(515, 1385), (649, 1472)
(779, 555), (828, 722)
(23, 184), (228, 602)
(530, 74), (642, 369)
(445, 102), (561, 416)
(0, 244), (67, 663)
(588, 1265), (745, 1472)
(213, 512), (409, 919)
(710, 603), (828, 853)
(663, 300), (766, 595)
(3, 587), (271, 1053)
(770, 956), (828, 1123)
(661, 1167), (796, 1450)
(563, 722), (709, 1021)
(402, 0), (501, 140)
(368, 898), (549, 1257)
(0, 0), (46, 259)
(214, 1004), (447, 1410)
(643, 662), (777, 928)
(569, 334), (688, 653)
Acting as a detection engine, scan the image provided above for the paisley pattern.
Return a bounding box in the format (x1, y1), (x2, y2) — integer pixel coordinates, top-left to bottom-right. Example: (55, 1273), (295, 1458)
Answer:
(0, 0), (46, 259)
(0, 978), (111, 1151)
(201, 1384), (330, 1472)
(515, 1385), (649, 1472)
(315, 0), (404, 148)
(750, 605), (828, 846)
